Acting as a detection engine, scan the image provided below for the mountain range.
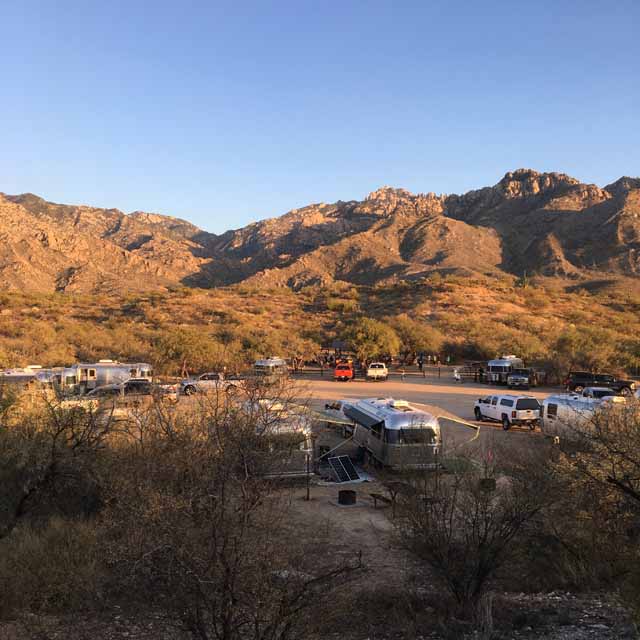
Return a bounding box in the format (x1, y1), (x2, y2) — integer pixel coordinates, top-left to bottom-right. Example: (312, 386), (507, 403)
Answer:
(1, 168), (639, 294)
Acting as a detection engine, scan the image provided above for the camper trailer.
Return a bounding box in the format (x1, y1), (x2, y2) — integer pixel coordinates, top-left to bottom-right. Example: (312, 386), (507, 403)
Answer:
(486, 355), (525, 385)
(254, 357), (289, 384)
(540, 394), (597, 439)
(341, 397), (441, 469)
(541, 391), (627, 440)
(0, 365), (46, 388)
(57, 360), (153, 393)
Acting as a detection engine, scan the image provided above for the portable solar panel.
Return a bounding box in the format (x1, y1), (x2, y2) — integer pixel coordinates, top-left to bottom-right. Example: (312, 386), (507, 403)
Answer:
(328, 456), (360, 482)
(328, 456), (350, 482)
(338, 455), (360, 481)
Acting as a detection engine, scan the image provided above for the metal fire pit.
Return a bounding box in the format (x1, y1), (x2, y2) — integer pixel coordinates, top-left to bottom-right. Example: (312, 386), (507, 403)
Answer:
(338, 489), (356, 505)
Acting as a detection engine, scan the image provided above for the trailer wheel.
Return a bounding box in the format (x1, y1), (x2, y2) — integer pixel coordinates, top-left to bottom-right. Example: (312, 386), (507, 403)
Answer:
(501, 416), (511, 431)
(621, 387), (632, 397)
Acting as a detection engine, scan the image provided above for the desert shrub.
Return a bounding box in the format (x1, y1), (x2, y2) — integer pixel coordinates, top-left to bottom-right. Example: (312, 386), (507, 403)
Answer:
(0, 518), (102, 616)
(326, 297), (359, 313)
(394, 447), (547, 624)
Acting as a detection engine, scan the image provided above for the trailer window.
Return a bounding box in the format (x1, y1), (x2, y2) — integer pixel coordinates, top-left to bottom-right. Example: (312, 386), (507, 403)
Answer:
(89, 369), (96, 378)
(547, 403), (558, 419)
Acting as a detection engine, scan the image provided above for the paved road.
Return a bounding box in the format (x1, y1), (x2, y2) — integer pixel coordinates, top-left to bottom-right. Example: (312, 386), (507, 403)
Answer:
(294, 375), (556, 456)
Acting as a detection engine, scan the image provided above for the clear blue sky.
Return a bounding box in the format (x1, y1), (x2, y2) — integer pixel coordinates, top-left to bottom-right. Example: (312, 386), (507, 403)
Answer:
(1, 1), (638, 233)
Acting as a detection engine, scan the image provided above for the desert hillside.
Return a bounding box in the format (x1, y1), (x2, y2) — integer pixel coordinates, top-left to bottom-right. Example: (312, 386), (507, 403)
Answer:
(1, 169), (639, 294)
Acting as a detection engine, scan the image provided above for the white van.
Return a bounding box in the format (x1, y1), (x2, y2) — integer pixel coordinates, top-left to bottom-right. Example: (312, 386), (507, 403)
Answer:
(474, 394), (541, 430)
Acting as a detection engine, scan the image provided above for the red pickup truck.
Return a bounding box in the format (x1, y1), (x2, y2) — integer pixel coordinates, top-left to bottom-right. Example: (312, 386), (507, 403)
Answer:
(334, 362), (354, 382)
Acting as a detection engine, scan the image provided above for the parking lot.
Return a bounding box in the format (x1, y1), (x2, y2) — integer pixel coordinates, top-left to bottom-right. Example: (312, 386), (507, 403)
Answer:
(294, 374), (556, 454)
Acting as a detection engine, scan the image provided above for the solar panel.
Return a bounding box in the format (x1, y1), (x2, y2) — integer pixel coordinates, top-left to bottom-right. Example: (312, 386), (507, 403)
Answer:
(338, 455), (360, 481)
(328, 456), (360, 483)
(328, 457), (350, 482)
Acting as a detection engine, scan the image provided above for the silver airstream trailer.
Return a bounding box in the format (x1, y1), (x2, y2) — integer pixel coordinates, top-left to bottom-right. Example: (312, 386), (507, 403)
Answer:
(0, 365), (46, 388)
(341, 397), (441, 469)
(540, 392), (626, 440)
(254, 357), (289, 384)
(487, 355), (524, 385)
(60, 360), (153, 393)
(80, 360), (152, 391)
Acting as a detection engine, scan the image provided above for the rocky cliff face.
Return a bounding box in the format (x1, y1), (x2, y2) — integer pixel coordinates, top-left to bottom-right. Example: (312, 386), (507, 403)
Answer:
(0, 168), (638, 293)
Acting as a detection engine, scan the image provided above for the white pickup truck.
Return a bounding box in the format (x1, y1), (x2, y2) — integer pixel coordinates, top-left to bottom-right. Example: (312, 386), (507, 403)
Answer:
(366, 362), (389, 381)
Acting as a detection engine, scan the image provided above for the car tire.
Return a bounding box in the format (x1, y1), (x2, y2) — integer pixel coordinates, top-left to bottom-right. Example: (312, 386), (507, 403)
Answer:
(620, 387), (632, 397)
(184, 385), (196, 396)
(502, 416), (510, 431)
(474, 407), (483, 421)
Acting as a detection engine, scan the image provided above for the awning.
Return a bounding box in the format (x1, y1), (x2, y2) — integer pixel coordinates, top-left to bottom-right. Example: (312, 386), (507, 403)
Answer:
(344, 405), (384, 430)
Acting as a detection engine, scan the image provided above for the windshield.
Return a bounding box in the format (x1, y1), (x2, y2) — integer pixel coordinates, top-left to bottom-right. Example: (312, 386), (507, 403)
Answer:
(515, 399), (540, 410)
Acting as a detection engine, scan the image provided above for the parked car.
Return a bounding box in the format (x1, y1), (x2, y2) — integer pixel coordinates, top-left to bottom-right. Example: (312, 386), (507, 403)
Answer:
(180, 372), (241, 395)
(507, 368), (537, 390)
(86, 378), (153, 398)
(334, 362), (354, 382)
(576, 387), (622, 403)
(366, 362), (388, 381)
(564, 371), (636, 396)
(474, 394), (541, 430)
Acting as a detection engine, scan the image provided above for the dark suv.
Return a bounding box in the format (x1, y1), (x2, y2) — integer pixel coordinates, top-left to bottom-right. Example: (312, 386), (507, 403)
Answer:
(565, 371), (636, 396)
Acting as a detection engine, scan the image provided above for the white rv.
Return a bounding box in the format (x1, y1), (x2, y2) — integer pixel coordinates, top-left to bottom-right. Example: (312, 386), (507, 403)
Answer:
(341, 397), (441, 469)
(486, 355), (525, 385)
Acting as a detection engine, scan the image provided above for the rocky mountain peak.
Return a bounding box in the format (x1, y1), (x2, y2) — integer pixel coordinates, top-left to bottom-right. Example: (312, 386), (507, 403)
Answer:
(604, 176), (640, 197)
(496, 169), (580, 199)
(0, 168), (638, 293)
(365, 186), (413, 202)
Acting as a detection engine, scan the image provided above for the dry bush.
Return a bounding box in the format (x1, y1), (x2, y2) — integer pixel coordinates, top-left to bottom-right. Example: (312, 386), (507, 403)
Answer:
(393, 445), (548, 626)
(0, 517), (102, 617)
(99, 383), (360, 640)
